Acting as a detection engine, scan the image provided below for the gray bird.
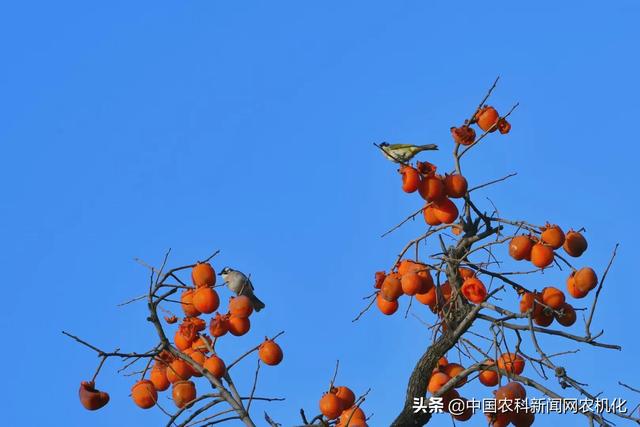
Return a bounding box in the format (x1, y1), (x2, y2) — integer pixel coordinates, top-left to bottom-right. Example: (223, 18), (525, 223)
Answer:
(218, 267), (266, 312)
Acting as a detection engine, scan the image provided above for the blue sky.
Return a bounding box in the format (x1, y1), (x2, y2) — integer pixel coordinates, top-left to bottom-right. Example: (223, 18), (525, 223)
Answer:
(1, 1), (639, 426)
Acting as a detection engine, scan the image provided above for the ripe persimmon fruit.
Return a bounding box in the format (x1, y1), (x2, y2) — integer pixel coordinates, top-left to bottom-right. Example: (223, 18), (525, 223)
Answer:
(566, 272), (588, 298)
(497, 353), (525, 375)
(418, 175), (445, 201)
(229, 295), (253, 318)
(423, 204), (442, 226)
(497, 118), (511, 134)
(259, 339), (284, 366)
(319, 392), (343, 420)
(228, 316), (251, 336)
(193, 287), (220, 314)
(495, 381), (526, 402)
(172, 380), (196, 408)
(574, 267), (598, 292)
(450, 125), (476, 146)
(428, 372), (451, 393)
(376, 293), (399, 315)
(400, 165), (420, 193)
(149, 365), (170, 392)
(203, 355), (226, 379)
(415, 288), (435, 306)
(534, 308), (554, 327)
(192, 262), (216, 288)
(339, 406), (366, 425)
(444, 174), (468, 199)
(530, 242), (554, 268)
(443, 363), (467, 387)
(333, 386), (356, 410)
(397, 259), (420, 275)
(188, 350), (206, 377)
(79, 381), (110, 411)
(509, 235), (534, 261)
(209, 313), (230, 338)
(461, 277), (487, 304)
(541, 223), (565, 249)
(541, 287), (565, 310)
(401, 272), (424, 296)
(564, 230), (588, 257)
(180, 289), (201, 318)
(131, 380), (157, 409)
(432, 197), (459, 224)
(479, 360), (499, 387)
(398, 259), (429, 276)
(519, 292), (536, 314)
(174, 330), (194, 352)
(166, 359), (192, 383)
(475, 106), (500, 132)
(555, 303), (577, 327)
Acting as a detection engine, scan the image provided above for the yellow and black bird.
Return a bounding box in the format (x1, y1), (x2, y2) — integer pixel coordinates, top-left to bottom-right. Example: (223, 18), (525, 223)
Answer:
(376, 142), (439, 163)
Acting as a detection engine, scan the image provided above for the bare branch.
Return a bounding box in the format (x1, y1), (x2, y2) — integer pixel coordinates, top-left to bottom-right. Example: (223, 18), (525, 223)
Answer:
(586, 243), (619, 337)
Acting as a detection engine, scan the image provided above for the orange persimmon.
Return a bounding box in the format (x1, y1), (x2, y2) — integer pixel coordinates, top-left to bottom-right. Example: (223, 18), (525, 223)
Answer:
(79, 381), (110, 411)
(203, 355), (226, 379)
(192, 262), (216, 288)
(228, 316), (251, 336)
(259, 339), (284, 366)
(376, 293), (399, 315)
(443, 174), (468, 198)
(172, 380), (196, 408)
(461, 277), (488, 304)
(400, 165), (420, 193)
(131, 380), (157, 409)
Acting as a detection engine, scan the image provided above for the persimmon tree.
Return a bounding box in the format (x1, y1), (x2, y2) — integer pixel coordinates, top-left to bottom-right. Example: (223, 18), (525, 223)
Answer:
(359, 78), (639, 426)
(66, 79), (639, 427)
(68, 250), (288, 426)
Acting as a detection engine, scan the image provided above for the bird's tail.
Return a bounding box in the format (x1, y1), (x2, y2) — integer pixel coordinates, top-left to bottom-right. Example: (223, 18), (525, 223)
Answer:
(417, 144), (439, 152)
(251, 294), (266, 312)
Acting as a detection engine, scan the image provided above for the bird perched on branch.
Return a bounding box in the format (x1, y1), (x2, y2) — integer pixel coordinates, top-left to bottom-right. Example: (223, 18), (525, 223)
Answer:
(219, 267), (266, 312)
(376, 142), (439, 163)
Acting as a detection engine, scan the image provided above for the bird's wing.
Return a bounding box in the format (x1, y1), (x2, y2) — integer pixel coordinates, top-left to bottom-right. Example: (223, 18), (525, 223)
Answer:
(376, 143), (407, 163)
(237, 271), (255, 291)
(387, 144), (416, 149)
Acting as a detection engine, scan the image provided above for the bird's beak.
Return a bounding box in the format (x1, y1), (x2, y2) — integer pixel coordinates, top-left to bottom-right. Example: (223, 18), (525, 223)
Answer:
(217, 271), (223, 276)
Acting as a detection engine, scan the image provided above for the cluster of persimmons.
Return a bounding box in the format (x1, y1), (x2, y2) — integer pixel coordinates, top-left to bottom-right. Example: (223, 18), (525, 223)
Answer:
(80, 261), (283, 412)
(427, 354), (534, 426)
(318, 385), (368, 427)
(399, 105), (511, 229)
(375, 261), (490, 316)
(509, 225), (595, 328)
